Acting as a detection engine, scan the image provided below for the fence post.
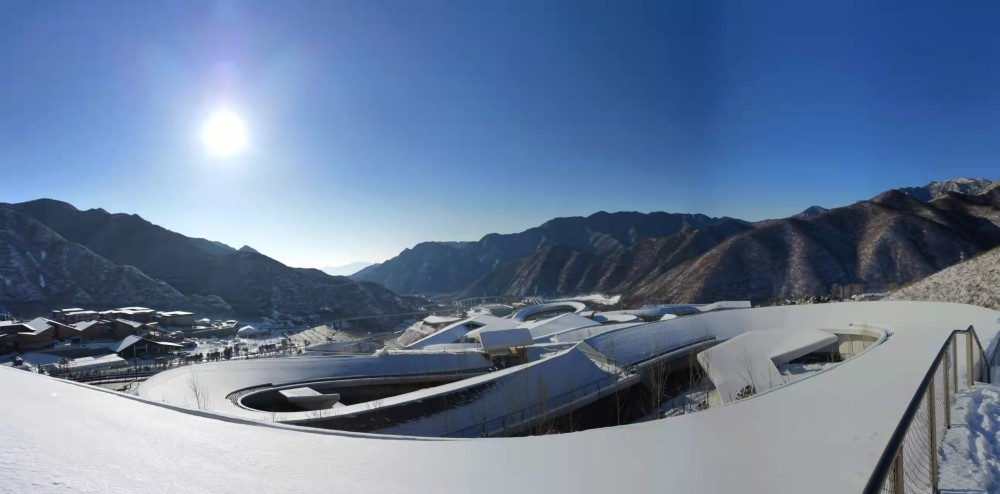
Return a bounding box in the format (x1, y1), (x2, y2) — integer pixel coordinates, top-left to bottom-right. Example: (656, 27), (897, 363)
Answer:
(893, 450), (904, 494)
(943, 348), (951, 428)
(927, 378), (938, 491)
(953, 337), (959, 391)
(967, 332), (975, 388)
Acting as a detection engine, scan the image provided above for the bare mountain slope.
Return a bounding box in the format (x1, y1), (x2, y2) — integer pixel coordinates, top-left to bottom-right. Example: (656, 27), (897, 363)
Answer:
(0, 206), (230, 315)
(353, 211), (747, 294)
(2, 200), (410, 319)
(458, 219), (754, 297)
(630, 188), (1000, 304)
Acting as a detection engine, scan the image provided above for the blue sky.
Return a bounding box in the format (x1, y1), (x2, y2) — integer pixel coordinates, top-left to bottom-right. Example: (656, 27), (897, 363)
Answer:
(2, 1), (999, 268)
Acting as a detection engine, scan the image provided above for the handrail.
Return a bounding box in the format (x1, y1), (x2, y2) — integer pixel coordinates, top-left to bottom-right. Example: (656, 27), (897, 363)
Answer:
(863, 325), (990, 493)
(988, 331), (1000, 371)
(971, 327), (992, 379)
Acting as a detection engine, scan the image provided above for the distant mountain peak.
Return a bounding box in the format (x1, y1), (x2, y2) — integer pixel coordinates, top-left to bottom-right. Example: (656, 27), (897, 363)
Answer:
(794, 206), (829, 219)
(896, 177), (993, 202)
(238, 245), (260, 254)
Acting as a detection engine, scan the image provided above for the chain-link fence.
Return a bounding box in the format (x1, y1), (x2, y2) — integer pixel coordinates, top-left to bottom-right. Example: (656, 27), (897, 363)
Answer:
(869, 327), (990, 494)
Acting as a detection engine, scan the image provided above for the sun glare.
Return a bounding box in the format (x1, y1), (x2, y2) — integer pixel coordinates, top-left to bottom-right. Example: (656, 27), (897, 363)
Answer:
(201, 110), (248, 157)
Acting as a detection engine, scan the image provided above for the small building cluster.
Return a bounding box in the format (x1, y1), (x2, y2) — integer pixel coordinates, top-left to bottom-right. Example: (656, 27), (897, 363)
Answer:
(49, 307), (195, 327)
(1, 306), (205, 372)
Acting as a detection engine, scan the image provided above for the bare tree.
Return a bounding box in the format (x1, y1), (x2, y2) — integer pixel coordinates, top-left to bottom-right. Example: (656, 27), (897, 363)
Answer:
(735, 345), (758, 401)
(187, 371), (211, 411)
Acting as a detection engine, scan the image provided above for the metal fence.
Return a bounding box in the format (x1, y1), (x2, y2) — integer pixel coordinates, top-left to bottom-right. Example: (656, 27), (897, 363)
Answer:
(866, 326), (991, 494)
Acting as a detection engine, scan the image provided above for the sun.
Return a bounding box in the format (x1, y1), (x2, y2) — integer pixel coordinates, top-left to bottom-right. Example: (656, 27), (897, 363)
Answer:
(201, 110), (248, 157)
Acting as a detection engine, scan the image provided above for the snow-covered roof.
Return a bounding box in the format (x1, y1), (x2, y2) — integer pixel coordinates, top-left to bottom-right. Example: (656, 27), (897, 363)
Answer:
(22, 317), (53, 334)
(422, 315), (462, 326)
(71, 320), (101, 331)
(158, 311), (194, 317)
(360, 347), (613, 437)
(113, 335), (143, 353)
(550, 321), (643, 343)
(477, 328), (533, 353)
(697, 329), (839, 404)
(509, 301), (587, 322)
(3, 302), (1000, 493)
(114, 319), (144, 329)
(591, 313), (641, 323)
(408, 315), (513, 349)
(61, 354), (125, 369)
(517, 313), (598, 341)
(113, 335), (182, 353)
(138, 351), (494, 415)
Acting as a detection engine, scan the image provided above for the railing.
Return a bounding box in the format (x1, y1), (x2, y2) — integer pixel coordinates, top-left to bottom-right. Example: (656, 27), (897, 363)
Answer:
(864, 326), (991, 494)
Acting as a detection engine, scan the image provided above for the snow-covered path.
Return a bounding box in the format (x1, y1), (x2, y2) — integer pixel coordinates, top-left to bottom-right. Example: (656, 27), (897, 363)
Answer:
(939, 384), (1000, 492)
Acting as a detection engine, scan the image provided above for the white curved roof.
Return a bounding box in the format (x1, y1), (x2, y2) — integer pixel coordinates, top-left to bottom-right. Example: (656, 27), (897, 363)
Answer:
(3, 302), (999, 493)
(138, 352), (493, 417)
(509, 301), (587, 322)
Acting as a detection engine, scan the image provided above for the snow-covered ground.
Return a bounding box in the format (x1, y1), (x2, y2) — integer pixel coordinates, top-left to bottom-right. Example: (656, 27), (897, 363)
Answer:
(888, 246), (1000, 310)
(939, 384), (1000, 492)
(3, 302), (999, 493)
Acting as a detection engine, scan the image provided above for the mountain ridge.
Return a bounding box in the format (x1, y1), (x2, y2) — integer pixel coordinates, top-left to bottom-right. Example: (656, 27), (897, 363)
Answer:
(1, 199), (410, 321)
(358, 178), (1000, 305)
(352, 210), (749, 294)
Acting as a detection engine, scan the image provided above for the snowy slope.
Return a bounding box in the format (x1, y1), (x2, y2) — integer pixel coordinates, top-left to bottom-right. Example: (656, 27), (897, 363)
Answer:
(939, 384), (1000, 491)
(887, 247), (1000, 310)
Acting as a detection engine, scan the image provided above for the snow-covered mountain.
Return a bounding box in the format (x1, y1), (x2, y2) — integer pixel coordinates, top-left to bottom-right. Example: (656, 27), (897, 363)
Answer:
(896, 177), (993, 202)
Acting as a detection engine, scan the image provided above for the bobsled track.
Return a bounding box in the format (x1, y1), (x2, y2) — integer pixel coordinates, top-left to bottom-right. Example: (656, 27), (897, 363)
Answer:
(2, 301), (999, 493)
